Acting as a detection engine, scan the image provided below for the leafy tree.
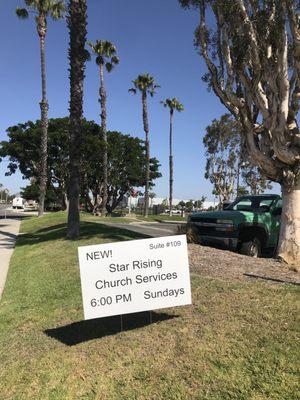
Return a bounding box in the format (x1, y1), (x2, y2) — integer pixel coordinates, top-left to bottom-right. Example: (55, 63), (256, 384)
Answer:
(194, 196), (206, 209)
(88, 40), (119, 216)
(16, 0), (66, 217)
(185, 200), (194, 212)
(149, 192), (156, 208)
(161, 198), (169, 210)
(0, 118), (74, 209)
(204, 115), (272, 205)
(161, 98), (184, 216)
(180, 1), (300, 264)
(241, 162), (273, 195)
(67, 0), (87, 239)
(178, 200), (186, 217)
(236, 185), (249, 197)
(105, 132), (161, 214)
(129, 74), (160, 218)
(21, 182), (40, 202)
(0, 118), (161, 214)
(21, 181), (58, 208)
(203, 114), (240, 206)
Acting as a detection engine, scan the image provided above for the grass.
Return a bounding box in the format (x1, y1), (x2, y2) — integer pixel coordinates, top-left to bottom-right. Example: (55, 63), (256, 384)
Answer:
(80, 212), (135, 224)
(82, 211), (187, 223)
(0, 212), (299, 399)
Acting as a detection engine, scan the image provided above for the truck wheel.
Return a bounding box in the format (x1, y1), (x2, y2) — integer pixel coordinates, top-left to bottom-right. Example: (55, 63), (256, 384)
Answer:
(240, 238), (261, 258)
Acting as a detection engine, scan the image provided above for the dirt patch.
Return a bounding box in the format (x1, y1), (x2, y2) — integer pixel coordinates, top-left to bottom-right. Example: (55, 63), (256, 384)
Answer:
(188, 243), (300, 285)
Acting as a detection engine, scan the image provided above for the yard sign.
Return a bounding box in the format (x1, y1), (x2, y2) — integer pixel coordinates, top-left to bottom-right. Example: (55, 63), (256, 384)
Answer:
(78, 235), (192, 320)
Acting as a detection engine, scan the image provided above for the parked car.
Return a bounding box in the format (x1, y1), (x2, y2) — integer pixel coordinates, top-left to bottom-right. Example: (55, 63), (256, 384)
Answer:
(164, 209), (182, 215)
(188, 194), (282, 257)
(24, 200), (38, 211)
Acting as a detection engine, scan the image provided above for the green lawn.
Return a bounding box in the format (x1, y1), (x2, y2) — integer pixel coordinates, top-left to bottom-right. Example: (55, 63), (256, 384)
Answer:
(80, 212), (135, 223)
(0, 212), (299, 400)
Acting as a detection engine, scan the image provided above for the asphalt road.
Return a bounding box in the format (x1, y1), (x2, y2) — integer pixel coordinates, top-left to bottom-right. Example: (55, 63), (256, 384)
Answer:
(100, 221), (182, 238)
(0, 206), (32, 219)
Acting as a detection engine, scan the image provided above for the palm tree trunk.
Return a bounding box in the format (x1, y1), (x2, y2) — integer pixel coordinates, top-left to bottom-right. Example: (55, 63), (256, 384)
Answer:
(142, 91), (150, 218)
(66, 0), (87, 239)
(37, 15), (49, 217)
(99, 63), (108, 217)
(169, 110), (174, 217)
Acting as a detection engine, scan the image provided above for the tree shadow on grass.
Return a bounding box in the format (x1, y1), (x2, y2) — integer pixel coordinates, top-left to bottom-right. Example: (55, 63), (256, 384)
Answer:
(16, 221), (150, 246)
(44, 311), (177, 346)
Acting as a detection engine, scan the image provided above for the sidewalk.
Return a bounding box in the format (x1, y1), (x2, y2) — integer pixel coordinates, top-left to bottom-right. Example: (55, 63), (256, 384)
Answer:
(0, 217), (22, 299)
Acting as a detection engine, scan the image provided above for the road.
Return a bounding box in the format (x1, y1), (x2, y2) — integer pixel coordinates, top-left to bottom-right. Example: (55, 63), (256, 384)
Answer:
(99, 221), (184, 238)
(0, 205), (22, 219)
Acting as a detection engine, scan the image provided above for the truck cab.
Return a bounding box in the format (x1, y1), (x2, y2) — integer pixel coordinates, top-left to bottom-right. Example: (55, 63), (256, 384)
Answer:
(188, 194), (282, 257)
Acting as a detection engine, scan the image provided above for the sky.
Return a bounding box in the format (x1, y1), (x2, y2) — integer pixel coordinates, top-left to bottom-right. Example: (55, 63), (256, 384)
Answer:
(0, 0), (280, 200)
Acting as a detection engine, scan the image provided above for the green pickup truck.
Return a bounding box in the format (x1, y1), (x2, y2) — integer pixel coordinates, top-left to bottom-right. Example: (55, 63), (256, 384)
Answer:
(188, 194), (282, 257)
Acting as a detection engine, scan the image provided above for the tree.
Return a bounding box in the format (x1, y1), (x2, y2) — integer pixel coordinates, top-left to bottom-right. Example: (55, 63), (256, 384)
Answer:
(0, 118), (161, 214)
(129, 74), (160, 218)
(194, 196), (206, 210)
(105, 132), (161, 214)
(0, 118), (73, 210)
(88, 40), (119, 217)
(178, 200), (186, 217)
(185, 200), (194, 212)
(241, 162), (273, 195)
(180, 1), (300, 264)
(203, 114), (240, 206)
(161, 98), (184, 216)
(204, 114), (272, 205)
(66, 0), (87, 239)
(149, 192), (156, 208)
(16, 0), (66, 217)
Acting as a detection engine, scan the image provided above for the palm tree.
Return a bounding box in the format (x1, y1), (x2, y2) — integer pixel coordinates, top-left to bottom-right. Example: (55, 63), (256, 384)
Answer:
(129, 74), (160, 217)
(88, 40), (119, 217)
(16, 0), (66, 217)
(161, 98), (184, 216)
(66, 0), (87, 239)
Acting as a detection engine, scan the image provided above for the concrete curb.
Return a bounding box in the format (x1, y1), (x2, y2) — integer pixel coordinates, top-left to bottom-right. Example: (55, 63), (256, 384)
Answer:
(0, 217), (22, 300)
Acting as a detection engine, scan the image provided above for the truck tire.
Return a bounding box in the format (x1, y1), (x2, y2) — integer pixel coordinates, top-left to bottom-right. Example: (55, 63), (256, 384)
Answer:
(240, 237), (261, 258)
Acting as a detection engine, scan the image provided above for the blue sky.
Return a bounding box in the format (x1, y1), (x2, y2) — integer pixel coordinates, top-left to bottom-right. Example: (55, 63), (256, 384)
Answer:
(0, 0), (279, 199)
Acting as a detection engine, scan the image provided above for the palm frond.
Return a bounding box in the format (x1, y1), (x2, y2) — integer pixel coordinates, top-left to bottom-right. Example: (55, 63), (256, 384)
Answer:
(111, 56), (119, 65)
(106, 62), (113, 72)
(130, 73), (159, 95)
(83, 49), (91, 62)
(49, 1), (66, 20)
(24, 0), (38, 6)
(87, 41), (95, 51)
(16, 8), (29, 19)
(162, 97), (184, 112)
(128, 88), (137, 95)
(89, 39), (119, 70)
(96, 55), (104, 65)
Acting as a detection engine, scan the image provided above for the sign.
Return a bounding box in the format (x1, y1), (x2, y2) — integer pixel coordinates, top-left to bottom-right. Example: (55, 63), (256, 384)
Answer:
(78, 235), (192, 320)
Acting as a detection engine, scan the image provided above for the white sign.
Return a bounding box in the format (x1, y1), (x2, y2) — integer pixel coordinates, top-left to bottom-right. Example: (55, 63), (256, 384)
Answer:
(78, 235), (192, 320)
